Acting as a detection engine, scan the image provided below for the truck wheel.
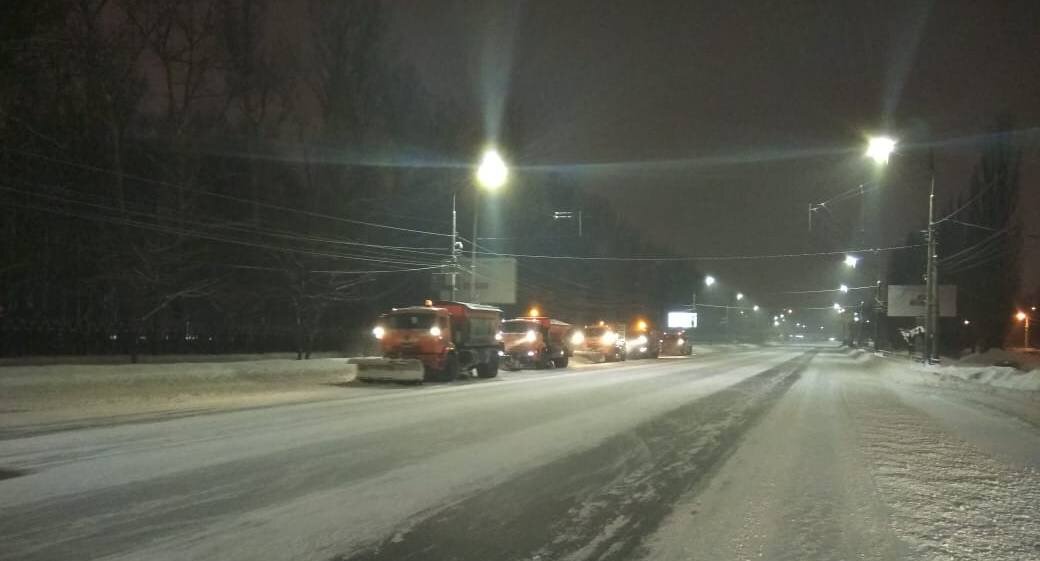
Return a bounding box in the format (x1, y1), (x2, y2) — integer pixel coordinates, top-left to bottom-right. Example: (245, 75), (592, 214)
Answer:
(476, 353), (499, 378)
(436, 353), (459, 382)
(554, 356), (569, 368)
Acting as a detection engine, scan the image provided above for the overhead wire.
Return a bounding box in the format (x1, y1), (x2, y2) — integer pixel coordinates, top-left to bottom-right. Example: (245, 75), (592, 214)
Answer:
(1, 184), (450, 267)
(2, 147), (454, 238)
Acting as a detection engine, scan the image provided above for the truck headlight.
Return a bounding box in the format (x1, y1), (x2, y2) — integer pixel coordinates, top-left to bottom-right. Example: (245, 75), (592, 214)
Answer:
(429, 326), (442, 337)
(602, 331), (617, 344)
(570, 331), (585, 345)
(372, 326), (385, 339)
(635, 335), (647, 345)
(525, 330), (537, 343)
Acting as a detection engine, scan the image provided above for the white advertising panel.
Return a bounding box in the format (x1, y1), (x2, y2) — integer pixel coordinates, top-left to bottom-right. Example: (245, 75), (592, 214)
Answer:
(667, 311), (698, 328)
(435, 257), (517, 304)
(887, 285), (957, 317)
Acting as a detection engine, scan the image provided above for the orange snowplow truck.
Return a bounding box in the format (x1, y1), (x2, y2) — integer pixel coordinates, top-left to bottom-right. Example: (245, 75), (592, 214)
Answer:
(500, 316), (575, 369)
(355, 300), (503, 383)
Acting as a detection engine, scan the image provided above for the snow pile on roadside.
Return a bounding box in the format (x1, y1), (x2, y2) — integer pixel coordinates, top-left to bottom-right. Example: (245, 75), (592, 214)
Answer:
(0, 359), (357, 414)
(955, 347), (1040, 371)
(927, 364), (1040, 392)
(879, 355), (1040, 392)
(0, 352), (344, 367)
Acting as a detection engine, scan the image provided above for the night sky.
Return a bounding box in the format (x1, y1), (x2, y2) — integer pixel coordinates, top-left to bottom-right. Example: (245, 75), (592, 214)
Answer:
(391, 0), (1039, 307)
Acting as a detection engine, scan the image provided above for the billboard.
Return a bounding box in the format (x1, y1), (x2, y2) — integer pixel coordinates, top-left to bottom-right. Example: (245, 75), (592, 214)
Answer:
(887, 285), (957, 317)
(667, 311), (698, 328)
(435, 257), (517, 304)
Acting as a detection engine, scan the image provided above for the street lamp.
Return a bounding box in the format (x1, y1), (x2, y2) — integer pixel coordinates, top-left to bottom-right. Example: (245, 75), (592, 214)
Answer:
(844, 254), (859, 268)
(735, 292), (744, 301)
(753, 305), (759, 312)
(1016, 311), (1031, 348)
(704, 275), (716, 287)
(866, 136), (897, 165)
(469, 148), (509, 301)
(840, 284), (849, 294)
(869, 134), (939, 362)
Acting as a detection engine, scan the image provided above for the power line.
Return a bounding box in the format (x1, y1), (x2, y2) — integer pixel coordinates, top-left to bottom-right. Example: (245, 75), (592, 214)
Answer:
(1, 184), (450, 265)
(470, 243), (924, 262)
(2, 147), (453, 238)
(1, 199), (445, 269)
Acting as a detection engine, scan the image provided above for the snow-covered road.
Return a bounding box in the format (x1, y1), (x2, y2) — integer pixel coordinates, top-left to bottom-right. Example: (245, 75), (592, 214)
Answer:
(1, 347), (1038, 561)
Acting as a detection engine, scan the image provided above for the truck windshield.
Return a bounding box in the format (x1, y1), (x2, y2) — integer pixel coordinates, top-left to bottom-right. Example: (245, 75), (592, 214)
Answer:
(585, 327), (607, 337)
(502, 320), (538, 333)
(388, 313), (437, 329)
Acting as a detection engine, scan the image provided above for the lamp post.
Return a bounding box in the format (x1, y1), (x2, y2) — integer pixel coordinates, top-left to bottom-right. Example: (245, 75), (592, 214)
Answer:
(470, 148), (508, 302)
(1017, 311), (1031, 349)
(867, 136), (938, 362)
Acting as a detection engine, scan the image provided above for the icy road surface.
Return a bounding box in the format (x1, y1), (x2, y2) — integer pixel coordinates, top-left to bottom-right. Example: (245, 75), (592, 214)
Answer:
(1, 347), (1038, 561)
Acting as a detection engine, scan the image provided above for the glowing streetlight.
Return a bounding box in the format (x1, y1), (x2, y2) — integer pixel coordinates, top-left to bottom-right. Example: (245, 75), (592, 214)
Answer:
(844, 254), (859, 268)
(704, 275), (716, 287)
(753, 305), (760, 311)
(469, 148), (510, 300)
(529, 306), (540, 317)
(735, 292), (744, 301)
(833, 303), (842, 311)
(866, 136), (897, 165)
(1015, 311), (1030, 348)
(840, 284), (849, 294)
(476, 148), (508, 190)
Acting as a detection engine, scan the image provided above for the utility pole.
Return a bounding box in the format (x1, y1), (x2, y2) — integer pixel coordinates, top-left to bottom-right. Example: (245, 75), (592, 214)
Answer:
(925, 151), (939, 363)
(450, 194), (459, 300)
(470, 194), (479, 302)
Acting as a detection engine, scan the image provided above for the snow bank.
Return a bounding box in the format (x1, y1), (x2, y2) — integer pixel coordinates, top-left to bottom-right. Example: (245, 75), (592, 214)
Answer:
(0, 358), (357, 414)
(878, 354), (1040, 393)
(954, 347), (1040, 371)
(0, 352), (343, 367)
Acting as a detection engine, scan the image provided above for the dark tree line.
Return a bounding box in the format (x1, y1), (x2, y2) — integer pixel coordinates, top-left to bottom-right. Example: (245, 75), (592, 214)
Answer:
(1, 0), (701, 360)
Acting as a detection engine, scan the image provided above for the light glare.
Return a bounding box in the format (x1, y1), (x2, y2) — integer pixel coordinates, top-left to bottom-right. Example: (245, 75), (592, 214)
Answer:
(866, 136), (897, 165)
(476, 148), (508, 189)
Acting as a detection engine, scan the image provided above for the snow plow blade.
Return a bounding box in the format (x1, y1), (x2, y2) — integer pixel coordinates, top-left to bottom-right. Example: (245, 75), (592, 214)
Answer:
(572, 350), (605, 363)
(349, 357), (426, 383)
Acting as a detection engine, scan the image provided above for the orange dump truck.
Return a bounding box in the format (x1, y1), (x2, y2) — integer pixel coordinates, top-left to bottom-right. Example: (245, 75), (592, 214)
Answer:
(353, 300), (503, 383)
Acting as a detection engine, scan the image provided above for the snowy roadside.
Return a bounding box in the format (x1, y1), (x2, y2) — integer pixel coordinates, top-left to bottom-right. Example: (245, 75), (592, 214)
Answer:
(858, 348), (1040, 393)
(0, 359), (357, 434)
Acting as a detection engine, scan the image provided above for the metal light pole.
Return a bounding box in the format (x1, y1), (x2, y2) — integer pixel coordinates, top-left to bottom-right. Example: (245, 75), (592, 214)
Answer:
(925, 152), (939, 363)
(470, 148), (508, 302)
(867, 136), (939, 362)
(1017, 311), (1031, 348)
(450, 194), (459, 300)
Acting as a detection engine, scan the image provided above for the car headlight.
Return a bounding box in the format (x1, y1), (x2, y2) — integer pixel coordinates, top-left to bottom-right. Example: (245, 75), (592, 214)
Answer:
(429, 326), (442, 337)
(527, 350), (536, 356)
(372, 326), (385, 339)
(570, 331), (585, 345)
(676, 338), (684, 345)
(525, 330), (537, 343)
(602, 331), (617, 344)
(495, 331), (503, 341)
(634, 335), (647, 345)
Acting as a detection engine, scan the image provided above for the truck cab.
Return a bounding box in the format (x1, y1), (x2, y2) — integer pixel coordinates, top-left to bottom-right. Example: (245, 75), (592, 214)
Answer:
(372, 300), (502, 382)
(577, 322), (627, 362)
(500, 317), (574, 369)
(626, 319), (661, 359)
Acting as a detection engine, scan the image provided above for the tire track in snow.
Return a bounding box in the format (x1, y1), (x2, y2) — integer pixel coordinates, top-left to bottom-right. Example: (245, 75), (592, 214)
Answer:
(334, 352), (815, 561)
